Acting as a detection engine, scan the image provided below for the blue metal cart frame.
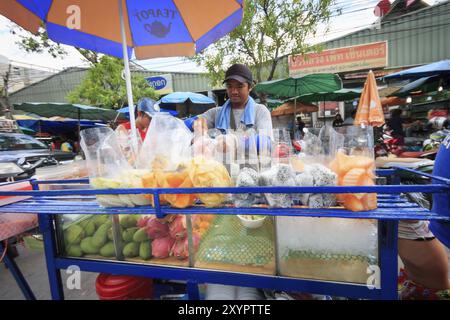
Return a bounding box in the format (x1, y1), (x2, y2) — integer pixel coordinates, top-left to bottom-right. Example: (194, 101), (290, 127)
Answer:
(0, 168), (449, 300)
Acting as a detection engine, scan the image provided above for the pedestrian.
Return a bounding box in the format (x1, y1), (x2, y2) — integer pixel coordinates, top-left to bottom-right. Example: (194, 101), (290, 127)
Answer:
(117, 97), (160, 141)
(332, 113), (344, 127)
(342, 109), (357, 126)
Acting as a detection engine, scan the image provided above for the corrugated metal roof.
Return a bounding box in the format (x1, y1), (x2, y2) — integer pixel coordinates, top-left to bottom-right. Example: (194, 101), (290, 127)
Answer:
(9, 67), (214, 104)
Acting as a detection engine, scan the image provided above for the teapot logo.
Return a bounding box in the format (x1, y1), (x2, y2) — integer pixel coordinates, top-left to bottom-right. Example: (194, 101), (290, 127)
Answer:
(133, 8), (176, 38)
(144, 21), (172, 38)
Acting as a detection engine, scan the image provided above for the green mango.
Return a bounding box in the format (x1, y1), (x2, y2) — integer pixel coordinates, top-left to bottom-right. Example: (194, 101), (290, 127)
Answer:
(64, 224), (85, 245)
(67, 245), (83, 257)
(122, 242), (139, 258)
(122, 227), (139, 243)
(133, 228), (149, 242)
(120, 215), (138, 229)
(107, 226), (124, 241)
(83, 220), (96, 237)
(99, 242), (116, 258)
(92, 215), (109, 228)
(80, 237), (100, 255)
(139, 241), (152, 260)
(78, 219), (90, 229)
(92, 224), (109, 248)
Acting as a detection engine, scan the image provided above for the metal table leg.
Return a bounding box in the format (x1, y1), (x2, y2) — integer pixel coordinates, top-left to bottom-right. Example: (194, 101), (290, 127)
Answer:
(1, 240), (36, 300)
(38, 213), (64, 300)
(378, 219), (399, 300)
(187, 280), (200, 300)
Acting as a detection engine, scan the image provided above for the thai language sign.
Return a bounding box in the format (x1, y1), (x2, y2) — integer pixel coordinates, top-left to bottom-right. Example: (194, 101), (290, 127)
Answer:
(289, 42), (387, 76)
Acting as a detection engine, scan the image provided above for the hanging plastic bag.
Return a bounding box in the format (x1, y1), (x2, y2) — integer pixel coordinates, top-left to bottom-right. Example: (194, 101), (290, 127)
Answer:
(138, 113), (196, 208)
(329, 125), (377, 212)
(294, 126), (338, 208)
(259, 129), (296, 208)
(233, 129), (260, 207)
(114, 124), (142, 167)
(189, 118), (232, 207)
(80, 127), (136, 207)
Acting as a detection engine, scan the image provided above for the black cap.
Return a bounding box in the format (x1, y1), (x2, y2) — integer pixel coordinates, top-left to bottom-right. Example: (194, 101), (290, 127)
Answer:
(223, 63), (253, 85)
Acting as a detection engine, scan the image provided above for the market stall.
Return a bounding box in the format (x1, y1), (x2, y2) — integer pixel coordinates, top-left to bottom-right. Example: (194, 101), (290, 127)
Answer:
(0, 168), (449, 300)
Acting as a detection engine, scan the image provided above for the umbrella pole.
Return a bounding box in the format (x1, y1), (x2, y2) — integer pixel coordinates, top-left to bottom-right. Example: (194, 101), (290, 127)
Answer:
(294, 97), (297, 135)
(78, 108), (81, 152)
(118, 0), (138, 151)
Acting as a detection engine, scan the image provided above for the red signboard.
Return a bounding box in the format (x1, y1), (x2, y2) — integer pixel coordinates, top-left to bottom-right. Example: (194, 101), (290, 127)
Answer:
(289, 42), (388, 76)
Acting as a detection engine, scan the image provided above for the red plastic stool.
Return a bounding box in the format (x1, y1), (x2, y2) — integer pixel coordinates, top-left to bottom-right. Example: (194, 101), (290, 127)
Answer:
(95, 274), (153, 300)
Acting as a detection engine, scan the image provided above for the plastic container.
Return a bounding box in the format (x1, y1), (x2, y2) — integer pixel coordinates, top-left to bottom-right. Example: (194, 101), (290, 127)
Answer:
(95, 273), (153, 300)
(237, 215), (266, 229)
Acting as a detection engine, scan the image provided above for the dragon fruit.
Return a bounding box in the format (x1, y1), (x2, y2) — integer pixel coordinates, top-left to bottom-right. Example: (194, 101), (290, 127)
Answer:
(137, 216), (151, 228)
(169, 215), (187, 240)
(146, 217), (169, 239)
(170, 234), (200, 260)
(152, 236), (175, 259)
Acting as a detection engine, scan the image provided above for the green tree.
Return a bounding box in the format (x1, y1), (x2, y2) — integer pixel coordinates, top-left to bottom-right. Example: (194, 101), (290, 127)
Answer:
(193, 0), (335, 86)
(67, 56), (158, 109)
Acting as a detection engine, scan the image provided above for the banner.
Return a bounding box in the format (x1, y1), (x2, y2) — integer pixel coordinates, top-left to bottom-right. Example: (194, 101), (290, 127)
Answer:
(289, 41), (388, 76)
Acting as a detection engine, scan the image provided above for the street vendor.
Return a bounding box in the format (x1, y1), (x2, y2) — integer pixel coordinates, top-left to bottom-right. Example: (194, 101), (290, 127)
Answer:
(194, 64), (273, 134)
(117, 97), (160, 140)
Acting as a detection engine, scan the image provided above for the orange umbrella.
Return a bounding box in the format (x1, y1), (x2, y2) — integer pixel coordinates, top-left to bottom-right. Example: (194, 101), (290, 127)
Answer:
(354, 71), (385, 127)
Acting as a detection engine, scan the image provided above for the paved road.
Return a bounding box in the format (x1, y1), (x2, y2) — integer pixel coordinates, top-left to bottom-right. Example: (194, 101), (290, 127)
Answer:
(0, 245), (98, 300)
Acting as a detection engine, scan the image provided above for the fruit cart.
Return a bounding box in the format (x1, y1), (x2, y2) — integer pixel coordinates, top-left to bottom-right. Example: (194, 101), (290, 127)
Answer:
(0, 168), (449, 300)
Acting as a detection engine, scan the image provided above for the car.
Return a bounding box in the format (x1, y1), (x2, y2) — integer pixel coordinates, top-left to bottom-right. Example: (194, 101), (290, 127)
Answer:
(0, 132), (76, 182)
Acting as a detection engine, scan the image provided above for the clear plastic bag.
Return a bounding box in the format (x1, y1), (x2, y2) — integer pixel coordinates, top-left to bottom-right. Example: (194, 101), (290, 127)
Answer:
(329, 125), (377, 211)
(80, 127), (140, 207)
(188, 120), (232, 208)
(260, 129), (296, 208)
(137, 113), (196, 208)
(233, 129), (260, 207)
(294, 126), (338, 208)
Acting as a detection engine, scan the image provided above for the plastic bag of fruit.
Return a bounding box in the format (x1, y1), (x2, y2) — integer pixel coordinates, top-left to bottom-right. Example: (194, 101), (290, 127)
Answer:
(80, 127), (146, 207)
(137, 113), (196, 208)
(329, 125), (377, 212)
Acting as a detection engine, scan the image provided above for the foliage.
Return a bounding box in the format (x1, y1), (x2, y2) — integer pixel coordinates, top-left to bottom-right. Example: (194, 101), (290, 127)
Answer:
(192, 0), (335, 86)
(67, 56), (158, 109)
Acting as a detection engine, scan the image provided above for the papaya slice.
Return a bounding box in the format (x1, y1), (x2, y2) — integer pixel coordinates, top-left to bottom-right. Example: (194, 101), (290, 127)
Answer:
(353, 155), (375, 170)
(362, 193), (378, 210)
(336, 150), (354, 175)
(342, 168), (366, 186)
(165, 174), (197, 209)
(343, 194), (365, 212)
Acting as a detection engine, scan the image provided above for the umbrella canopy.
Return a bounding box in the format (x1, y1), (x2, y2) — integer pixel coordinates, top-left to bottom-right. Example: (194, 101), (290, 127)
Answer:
(1, 0), (243, 59)
(159, 92), (215, 105)
(271, 101), (318, 117)
(14, 102), (124, 122)
(19, 126), (35, 135)
(388, 75), (446, 97)
(2, 1), (244, 149)
(117, 106), (178, 117)
(254, 73), (342, 99)
(354, 71), (385, 127)
(17, 119), (106, 135)
(291, 88), (362, 103)
(384, 60), (450, 80)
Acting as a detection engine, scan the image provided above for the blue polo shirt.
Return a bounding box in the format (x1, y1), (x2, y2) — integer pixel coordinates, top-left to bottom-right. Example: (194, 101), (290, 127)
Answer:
(429, 134), (450, 248)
